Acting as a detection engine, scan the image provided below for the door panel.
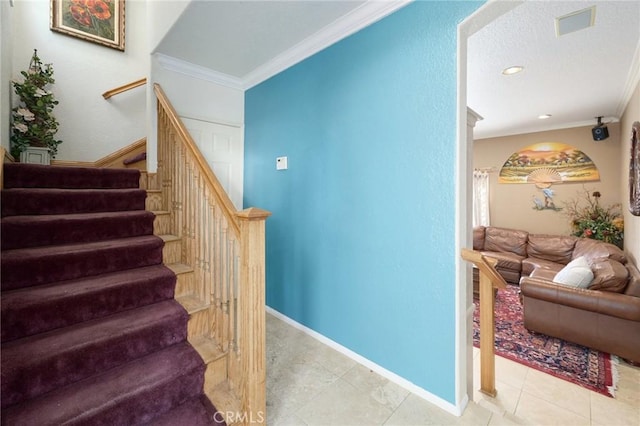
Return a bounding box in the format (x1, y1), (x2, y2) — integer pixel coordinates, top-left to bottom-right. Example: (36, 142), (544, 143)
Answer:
(182, 117), (243, 210)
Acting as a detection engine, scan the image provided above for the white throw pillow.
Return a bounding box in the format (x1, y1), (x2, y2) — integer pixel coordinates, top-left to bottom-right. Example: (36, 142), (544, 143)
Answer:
(553, 256), (594, 288)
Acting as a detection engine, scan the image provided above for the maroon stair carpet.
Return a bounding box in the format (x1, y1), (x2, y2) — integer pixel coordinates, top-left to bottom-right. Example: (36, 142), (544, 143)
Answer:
(1, 163), (224, 425)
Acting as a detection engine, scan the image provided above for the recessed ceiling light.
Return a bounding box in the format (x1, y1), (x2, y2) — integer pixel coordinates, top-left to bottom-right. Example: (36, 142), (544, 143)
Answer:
(502, 66), (524, 76)
(538, 114), (552, 119)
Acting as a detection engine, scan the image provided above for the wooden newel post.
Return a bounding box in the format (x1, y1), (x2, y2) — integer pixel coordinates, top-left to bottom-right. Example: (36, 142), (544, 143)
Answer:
(461, 248), (507, 397)
(236, 207), (271, 425)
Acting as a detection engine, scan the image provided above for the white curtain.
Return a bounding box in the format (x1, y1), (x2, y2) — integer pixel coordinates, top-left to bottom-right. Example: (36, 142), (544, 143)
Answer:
(473, 170), (490, 227)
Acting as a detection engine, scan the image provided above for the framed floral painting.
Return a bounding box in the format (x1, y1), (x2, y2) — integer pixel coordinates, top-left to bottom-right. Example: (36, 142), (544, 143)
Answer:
(50, 0), (125, 51)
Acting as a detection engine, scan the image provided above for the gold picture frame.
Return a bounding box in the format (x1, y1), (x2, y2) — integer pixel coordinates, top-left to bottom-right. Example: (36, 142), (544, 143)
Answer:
(50, 0), (125, 51)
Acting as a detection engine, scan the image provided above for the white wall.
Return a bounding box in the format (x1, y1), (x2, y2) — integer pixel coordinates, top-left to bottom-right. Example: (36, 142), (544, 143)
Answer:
(621, 82), (640, 265)
(10, 0), (149, 161)
(1, 0), (13, 153)
(147, 55), (244, 171)
(474, 124), (623, 235)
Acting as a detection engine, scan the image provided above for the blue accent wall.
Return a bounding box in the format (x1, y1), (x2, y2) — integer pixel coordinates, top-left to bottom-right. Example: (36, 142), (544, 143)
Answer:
(244, 1), (482, 403)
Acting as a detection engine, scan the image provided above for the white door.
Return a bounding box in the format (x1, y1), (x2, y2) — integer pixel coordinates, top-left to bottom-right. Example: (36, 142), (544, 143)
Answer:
(182, 117), (244, 210)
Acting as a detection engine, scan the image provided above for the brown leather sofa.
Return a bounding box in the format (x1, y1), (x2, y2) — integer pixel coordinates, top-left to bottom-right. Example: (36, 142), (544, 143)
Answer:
(473, 226), (640, 363)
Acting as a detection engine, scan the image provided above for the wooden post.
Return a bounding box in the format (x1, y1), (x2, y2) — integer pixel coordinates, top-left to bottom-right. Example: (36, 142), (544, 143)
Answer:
(478, 267), (497, 397)
(460, 249), (506, 398)
(235, 207), (271, 425)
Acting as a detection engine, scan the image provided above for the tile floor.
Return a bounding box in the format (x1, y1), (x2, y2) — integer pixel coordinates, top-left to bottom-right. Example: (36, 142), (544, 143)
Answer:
(266, 312), (640, 425)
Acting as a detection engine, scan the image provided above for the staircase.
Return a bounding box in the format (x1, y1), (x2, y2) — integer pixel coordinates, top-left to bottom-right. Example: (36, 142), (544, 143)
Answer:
(0, 163), (225, 425)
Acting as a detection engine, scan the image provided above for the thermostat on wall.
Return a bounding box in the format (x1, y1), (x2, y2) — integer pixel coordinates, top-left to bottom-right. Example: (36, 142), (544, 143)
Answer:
(276, 156), (288, 170)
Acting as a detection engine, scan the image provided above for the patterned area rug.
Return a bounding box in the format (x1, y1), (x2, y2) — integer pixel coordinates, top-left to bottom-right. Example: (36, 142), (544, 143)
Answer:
(473, 284), (617, 397)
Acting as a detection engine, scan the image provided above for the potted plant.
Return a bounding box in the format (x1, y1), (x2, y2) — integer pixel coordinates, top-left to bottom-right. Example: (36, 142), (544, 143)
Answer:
(564, 189), (624, 248)
(10, 49), (62, 162)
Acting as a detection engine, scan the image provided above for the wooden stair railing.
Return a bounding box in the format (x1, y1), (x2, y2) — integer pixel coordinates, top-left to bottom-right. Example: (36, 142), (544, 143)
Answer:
(102, 78), (147, 100)
(153, 83), (270, 424)
(461, 248), (507, 397)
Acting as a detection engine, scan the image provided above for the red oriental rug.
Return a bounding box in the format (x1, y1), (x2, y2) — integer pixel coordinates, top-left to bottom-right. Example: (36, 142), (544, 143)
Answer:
(473, 284), (618, 397)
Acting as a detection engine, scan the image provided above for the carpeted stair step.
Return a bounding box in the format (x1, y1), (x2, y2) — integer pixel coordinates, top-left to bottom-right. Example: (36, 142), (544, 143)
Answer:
(1, 342), (206, 426)
(1, 235), (164, 291)
(1, 188), (147, 217)
(1, 210), (156, 250)
(1, 265), (177, 343)
(1, 300), (189, 408)
(2, 163), (140, 189)
(149, 396), (225, 426)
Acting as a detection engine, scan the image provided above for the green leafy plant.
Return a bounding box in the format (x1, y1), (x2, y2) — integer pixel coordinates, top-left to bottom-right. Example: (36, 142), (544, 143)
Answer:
(11, 49), (62, 159)
(564, 188), (624, 248)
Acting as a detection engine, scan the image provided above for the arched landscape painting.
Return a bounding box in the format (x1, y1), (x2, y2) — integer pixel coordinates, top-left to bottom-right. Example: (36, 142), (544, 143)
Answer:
(499, 142), (600, 185)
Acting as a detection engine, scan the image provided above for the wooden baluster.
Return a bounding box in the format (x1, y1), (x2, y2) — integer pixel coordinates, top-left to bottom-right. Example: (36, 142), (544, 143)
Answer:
(230, 239), (239, 352)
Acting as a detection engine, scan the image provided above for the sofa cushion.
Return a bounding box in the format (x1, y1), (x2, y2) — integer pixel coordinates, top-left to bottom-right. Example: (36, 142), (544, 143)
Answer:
(528, 267), (557, 281)
(589, 259), (629, 293)
(522, 257), (565, 276)
(573, 238), (627, 264)
(473, 226), (485, 251)
(624, 263), (640, 297)
(484, 227), (529, 257)
(480, 251), (524, 272)
(527, 234), (577, 265)
(553, 256), (594, 288)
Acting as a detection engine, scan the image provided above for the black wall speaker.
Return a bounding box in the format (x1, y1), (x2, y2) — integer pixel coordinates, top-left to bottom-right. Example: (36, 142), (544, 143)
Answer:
(592, 125), (609, 141)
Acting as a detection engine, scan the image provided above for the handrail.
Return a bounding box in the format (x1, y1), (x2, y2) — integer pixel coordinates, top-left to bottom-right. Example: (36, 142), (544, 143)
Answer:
(154, 83), (269, 424)
(154, 83), (240, 235)
(461, 248), (506, 397)
(1, 147), (6, 189)
(102, 78), (147, 100)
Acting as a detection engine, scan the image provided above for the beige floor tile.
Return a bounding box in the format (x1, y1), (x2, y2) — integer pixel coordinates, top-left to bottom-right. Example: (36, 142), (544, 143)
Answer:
(487, 411), (526, 425)
(459, 401), (493, 425)
(590, 389), (640, 426)
(473, 378), (522, 417)
(341, 364), (410, 411)
(473, 351), (530, 392)
(514, 393), (590, 425)
(520, 368), (591, 418)
(493, 356), (530, 390)
(267, 312), (640, 426)
(384, 393), (462, 425)
(296, 378), (393, 426)
(267, 393), (306, 425)
(301, 341), (358, 377)
(614, 361), (640, 407)
(267, 359), (339, 422)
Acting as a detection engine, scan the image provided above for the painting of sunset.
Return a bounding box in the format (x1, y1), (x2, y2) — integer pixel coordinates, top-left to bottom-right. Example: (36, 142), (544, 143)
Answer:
(499, 142), (600, 184)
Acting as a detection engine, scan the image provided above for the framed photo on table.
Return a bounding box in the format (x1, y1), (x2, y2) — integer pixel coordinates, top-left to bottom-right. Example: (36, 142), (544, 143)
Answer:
(50, 0), (125, 51)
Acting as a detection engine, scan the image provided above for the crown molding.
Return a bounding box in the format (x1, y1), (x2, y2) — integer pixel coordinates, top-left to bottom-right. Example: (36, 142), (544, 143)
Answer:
(476, 117), (620, 140)
(155, 53), (244, 91)
(242, 0), (413, 89)
(155, 1), (411, 91)
(616, 40), (640, 117)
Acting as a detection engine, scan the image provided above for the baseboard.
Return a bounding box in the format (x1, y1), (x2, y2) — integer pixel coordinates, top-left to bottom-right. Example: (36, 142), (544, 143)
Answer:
(265, 306), (465, 417)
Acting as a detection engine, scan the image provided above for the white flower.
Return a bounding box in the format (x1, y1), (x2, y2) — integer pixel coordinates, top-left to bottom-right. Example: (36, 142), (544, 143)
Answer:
(17, 108), (35, 121)
(34, 88), (48, 97)
(14, 123), (28, 133)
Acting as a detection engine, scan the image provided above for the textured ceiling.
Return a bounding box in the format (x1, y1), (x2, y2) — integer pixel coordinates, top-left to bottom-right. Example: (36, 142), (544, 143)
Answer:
(468, 0), (640, 139)
(155, 1), (640, 139)
(156, 1), (365, 78)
